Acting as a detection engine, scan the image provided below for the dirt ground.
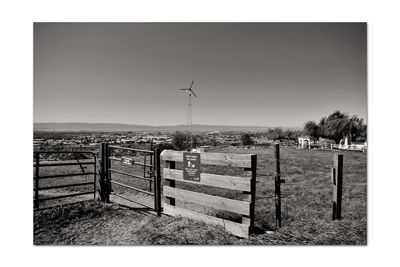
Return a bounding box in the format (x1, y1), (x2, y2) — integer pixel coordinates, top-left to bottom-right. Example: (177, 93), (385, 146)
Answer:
(34, 201), (243, 245)
(34, 202), (149, 245)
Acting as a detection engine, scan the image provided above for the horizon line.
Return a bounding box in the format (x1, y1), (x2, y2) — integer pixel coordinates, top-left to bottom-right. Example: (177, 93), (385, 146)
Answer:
(34, 122), (304, 128)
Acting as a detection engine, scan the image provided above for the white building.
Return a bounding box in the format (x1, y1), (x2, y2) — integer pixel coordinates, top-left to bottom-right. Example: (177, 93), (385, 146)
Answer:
(298, 136), (317, 149)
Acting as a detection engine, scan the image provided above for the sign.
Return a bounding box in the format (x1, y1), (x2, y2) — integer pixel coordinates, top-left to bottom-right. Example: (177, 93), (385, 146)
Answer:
(183, 152), (201, 182)
(121, 156), (134, 166)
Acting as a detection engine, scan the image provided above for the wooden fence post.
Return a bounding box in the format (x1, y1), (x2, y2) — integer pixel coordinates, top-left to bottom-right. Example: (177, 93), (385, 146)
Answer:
(242, 154), (257, 232)
(154, 146), (162, 216)
(34, 152), (40, 210)
(332, 154), (343, 220)
(165, 160), (176, 206)
(274, 144), (285, 228)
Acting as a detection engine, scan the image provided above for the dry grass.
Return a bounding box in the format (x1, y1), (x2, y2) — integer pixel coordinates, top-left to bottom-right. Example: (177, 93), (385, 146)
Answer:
(34, 146), (367, 245)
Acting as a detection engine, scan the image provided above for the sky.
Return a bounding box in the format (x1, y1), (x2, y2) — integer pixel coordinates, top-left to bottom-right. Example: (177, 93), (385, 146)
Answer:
(34, 23), (367, 127)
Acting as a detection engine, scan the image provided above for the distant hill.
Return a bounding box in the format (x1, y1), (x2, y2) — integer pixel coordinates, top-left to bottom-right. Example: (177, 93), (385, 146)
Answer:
(34, 123), (301, 132)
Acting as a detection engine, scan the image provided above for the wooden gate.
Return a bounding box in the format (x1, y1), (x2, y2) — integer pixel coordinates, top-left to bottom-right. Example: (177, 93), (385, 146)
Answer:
(161, 150), (256, 238)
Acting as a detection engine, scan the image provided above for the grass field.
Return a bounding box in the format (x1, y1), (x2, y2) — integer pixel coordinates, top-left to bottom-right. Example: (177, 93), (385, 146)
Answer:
(34, 146), (367, 245)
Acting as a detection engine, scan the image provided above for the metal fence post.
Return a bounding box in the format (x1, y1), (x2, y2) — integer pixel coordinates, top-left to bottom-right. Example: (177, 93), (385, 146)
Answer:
(99, 143), (106, 202)
(105, 143), (111, 203)
(274, 143), (285, 228)
(100, 143), (110, 202)
(332, 154), (343, 220)
(153, 146), (161, 216)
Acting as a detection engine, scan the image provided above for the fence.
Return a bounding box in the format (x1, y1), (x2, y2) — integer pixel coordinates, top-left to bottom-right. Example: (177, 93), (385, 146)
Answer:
(33, 151), (97, 210)
(275, 146), (367, 226)
(99, 143), (162, 215)
(34, 142), (366, 239)
(161, 150), (256, 238)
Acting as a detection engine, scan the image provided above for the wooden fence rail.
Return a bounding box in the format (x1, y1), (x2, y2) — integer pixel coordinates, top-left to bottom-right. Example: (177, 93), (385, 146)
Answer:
(161, 150), (256, 238)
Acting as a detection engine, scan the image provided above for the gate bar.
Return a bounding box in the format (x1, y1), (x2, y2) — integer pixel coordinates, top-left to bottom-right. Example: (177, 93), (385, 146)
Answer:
(38, 182), (94, 191)
(39, 191), (93, 201)
(110, 192), (154, 209)
(110, 180), (154, 196)
(109, 145), (154, 154)
(35, 172), (95, 179)
(109, 157), (153, 168)
(34, 151), (96, 154)
(109, 168), (152, 181)
(34, 161), (95, 167)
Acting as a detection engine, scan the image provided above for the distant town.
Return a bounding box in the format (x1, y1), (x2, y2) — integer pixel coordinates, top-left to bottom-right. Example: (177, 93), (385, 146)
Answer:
(34, 112), (367, 153)
(33, 123), (301, 151)
(34, 130), (273, 149)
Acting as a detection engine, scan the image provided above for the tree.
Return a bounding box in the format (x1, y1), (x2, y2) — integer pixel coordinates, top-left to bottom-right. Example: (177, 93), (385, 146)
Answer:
(241, 133), (254, 145)
(356, 124), (367, 142)
(303, 121), (320, 138)
(313, 110), (367, 144)
(211, 136), (219, 147)
(266, 128), (285, 140)
(284, 129), (302, 140)
(171, 131), (188, 150)
(171, 131), (198, 151)
(349, 115), (366, 142)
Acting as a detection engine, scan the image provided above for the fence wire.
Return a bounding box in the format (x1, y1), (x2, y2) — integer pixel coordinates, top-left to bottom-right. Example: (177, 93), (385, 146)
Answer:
(255, 144), (367, 227)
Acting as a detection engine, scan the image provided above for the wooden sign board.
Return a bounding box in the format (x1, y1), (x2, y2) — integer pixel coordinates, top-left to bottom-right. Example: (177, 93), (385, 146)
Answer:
(183, 152), (201, 182)
(121, 156), (134, 166)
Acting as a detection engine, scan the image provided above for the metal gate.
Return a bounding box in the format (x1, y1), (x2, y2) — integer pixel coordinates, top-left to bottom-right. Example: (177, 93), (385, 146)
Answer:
(33, 151), (97, 210)
(99, 143), (161, 215)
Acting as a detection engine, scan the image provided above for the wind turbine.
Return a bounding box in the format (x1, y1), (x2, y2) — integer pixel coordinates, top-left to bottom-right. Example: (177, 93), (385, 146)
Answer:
(179, 80), (198, 130)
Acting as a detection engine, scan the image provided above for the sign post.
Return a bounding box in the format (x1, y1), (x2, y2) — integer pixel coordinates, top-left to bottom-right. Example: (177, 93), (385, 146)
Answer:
(183, 152), (201, 182)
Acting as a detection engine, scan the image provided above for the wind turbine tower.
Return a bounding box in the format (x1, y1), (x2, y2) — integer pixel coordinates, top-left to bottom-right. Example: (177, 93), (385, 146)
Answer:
(179, 80), (197, 130)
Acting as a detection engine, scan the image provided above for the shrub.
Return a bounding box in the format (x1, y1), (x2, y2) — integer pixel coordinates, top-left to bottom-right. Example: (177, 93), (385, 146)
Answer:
(241, 133), (254, 145)
(171, 131), (198, 151)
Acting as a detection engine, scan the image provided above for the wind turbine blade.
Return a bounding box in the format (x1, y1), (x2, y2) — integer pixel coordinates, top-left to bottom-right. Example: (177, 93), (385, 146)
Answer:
(189, 80), (194, 89)
(179, 88), (189, 90)
(190, 89), (197, 97)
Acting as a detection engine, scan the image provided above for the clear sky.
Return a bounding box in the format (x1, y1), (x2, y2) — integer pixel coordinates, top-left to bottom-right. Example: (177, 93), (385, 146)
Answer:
(34, 23), (367, 127)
